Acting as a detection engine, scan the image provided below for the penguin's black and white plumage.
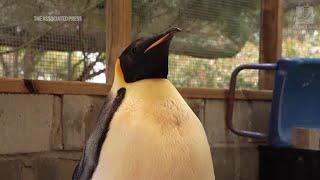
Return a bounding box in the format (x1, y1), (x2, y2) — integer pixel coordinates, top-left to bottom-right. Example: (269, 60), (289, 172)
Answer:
(73, 27), (215, 180)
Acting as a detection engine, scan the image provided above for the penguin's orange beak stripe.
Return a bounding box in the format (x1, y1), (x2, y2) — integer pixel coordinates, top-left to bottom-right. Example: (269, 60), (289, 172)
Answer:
(144, 34), (171, 53)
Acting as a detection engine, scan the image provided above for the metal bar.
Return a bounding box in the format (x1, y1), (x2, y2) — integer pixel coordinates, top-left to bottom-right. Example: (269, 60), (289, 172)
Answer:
(226, 63), (277, 139)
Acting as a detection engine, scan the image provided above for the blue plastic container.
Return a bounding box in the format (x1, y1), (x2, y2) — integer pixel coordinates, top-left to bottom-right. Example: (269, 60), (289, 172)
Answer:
(269, 59), (320, 147)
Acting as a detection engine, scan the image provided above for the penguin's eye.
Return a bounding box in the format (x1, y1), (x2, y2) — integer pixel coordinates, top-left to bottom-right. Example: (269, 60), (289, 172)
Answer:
(131, 47), (136, 54)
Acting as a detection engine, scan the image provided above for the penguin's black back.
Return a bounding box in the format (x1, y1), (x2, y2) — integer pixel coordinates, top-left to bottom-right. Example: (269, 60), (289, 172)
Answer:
(72, 88), (126, 180)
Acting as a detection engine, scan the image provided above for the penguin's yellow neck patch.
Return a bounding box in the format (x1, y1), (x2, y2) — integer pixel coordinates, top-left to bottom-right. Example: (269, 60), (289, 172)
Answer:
(111, 58), (126, 93)
(114, 58), (124, 81)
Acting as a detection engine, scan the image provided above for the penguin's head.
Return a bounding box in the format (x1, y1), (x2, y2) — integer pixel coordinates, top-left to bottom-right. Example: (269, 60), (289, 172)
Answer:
(114, 27), (181, 85)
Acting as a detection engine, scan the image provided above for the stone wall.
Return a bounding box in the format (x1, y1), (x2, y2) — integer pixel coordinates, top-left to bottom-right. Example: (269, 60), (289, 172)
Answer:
(0, 94), (271, 180)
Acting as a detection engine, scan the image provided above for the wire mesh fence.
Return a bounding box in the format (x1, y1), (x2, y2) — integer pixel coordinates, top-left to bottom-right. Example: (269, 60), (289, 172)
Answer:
(0, 0), (106, 82)
(0, 0), (262, 88)
(132, 0), (261, 89)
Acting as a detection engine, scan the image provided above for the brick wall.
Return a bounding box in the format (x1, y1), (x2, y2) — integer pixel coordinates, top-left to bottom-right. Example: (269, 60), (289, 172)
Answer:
(0, 94), (271, 180)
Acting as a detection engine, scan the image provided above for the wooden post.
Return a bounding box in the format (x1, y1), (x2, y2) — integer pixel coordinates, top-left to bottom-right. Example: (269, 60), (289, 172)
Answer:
(105, 0), (132, 84)
(259, 0), (283, 90)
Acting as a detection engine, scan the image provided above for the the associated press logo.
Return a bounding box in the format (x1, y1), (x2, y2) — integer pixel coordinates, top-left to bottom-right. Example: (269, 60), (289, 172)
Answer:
(34, 16), (82, 22)
(294, 3), (315, 25)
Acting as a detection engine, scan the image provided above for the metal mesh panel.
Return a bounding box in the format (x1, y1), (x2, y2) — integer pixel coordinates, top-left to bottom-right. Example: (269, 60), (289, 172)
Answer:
(0, 0), (106, 82)
(1, 0), (261, 88)
(282, 1), (320, 58)
(132, 0), (261, 88)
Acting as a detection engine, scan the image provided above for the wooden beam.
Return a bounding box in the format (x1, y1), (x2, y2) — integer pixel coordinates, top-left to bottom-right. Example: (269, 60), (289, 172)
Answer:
(0, 78), (272, 101)
(178, 88), (272, 100)
(0, 78), (109, 96)
(105, 0), (132, 84)
(259, 0), (283, 90)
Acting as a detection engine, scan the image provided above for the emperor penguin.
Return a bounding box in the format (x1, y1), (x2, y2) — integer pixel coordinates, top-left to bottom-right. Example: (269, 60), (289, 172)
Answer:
(72, 27), (215, 180)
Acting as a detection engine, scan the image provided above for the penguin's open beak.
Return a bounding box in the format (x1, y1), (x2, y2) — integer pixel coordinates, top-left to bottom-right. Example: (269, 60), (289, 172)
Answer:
(143, 27), (181, 53)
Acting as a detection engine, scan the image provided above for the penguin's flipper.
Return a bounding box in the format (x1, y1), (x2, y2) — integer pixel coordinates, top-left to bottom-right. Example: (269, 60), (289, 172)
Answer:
(72, 88), (126, 180)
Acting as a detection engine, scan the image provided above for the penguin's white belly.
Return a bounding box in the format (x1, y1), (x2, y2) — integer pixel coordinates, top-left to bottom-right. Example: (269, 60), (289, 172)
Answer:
(92, 80), (215, 180)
